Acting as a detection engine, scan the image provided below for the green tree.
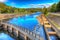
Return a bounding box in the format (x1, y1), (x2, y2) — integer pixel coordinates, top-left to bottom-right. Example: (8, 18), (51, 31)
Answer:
(50, 3), (57, 12)
(0, 3), (43, 14)
(43, 7), (48, 15)
(56, 1), (60, 12)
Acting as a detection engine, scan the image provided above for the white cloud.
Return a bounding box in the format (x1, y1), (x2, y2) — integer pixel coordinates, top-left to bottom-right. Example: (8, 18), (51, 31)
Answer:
(29, 3), (54, 8)
(0, 0), (7, 2)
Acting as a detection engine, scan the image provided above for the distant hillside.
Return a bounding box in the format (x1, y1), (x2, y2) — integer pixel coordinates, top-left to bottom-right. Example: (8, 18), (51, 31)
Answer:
(0, 1), (60, 14)
(0, 3), (43, 14)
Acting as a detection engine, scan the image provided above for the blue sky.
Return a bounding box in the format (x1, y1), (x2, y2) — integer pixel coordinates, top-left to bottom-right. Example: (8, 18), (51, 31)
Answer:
(0, 0), (59, 8)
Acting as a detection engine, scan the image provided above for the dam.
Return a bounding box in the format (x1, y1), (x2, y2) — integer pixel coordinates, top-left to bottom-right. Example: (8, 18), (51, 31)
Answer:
(0, 12), (60, 40)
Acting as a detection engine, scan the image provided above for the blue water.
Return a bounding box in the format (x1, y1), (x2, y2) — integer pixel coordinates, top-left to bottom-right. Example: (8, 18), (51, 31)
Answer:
(47, 28), (54, 32)
(0, 33), (14, 40)
(8, 12), (42, 31)
(7, 12), (57, 40)
(50, 35), (57, 40)
(33, 24), (47, 40)
(8, 12), (47, 40)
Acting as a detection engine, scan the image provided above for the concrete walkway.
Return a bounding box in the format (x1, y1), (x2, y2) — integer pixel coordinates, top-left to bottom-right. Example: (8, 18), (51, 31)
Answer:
(50, 13), (60, 16)
(46, 17), (60, 37)
(48, 14), (60, 27)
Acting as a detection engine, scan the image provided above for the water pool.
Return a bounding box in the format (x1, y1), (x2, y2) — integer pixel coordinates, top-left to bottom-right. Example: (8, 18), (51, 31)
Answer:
(0, 33), (14, 40)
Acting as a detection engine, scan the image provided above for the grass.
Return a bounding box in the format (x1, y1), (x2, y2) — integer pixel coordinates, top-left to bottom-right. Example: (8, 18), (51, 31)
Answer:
(45, 12), (50, 16)
(50, 19), (60, 30)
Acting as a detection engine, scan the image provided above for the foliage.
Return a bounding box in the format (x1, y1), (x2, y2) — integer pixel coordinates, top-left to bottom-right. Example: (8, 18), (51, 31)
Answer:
(50, 3), (57, 12)
(0, 3), (43, 14)
(49, 1), (60, 12)
(56, 1), (60, 12)
(0, 1), (60, 14)
(43, 7), (48, 15)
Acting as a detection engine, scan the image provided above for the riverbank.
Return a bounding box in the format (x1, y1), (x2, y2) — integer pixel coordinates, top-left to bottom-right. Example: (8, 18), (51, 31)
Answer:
(0, 14), (24, 20)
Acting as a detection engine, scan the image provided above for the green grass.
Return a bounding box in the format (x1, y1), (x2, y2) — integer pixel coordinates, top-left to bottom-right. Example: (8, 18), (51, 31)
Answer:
(45, 12), (50, 16)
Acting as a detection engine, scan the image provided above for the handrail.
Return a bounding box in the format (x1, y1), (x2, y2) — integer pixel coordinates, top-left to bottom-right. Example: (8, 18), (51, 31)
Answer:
(1, 21), (43, 40)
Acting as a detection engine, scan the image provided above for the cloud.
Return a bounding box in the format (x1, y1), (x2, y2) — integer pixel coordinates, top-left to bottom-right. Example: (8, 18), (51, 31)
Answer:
(0, 0), (7, 2)
(29, 3), (54, 8)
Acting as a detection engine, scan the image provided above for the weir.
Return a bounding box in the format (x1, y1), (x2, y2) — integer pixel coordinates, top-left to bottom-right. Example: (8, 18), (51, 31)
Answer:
(0, 21), (43, 40)
(0, 12), (60, 40)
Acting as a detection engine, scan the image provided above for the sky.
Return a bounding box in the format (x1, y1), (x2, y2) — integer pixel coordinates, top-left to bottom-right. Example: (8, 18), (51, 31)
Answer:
(0, 0), (59, 8)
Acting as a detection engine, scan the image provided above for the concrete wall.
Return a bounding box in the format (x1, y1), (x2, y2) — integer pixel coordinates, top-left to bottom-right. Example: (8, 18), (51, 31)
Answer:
(0, 23), (31, 40)
(0, 21), (44, 40)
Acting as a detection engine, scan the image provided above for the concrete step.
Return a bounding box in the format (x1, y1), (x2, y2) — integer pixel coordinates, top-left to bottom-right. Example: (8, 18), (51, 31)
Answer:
(48, 32), (56, 35)
(44, 24), (51, 28)
(44, 21), (49, 23)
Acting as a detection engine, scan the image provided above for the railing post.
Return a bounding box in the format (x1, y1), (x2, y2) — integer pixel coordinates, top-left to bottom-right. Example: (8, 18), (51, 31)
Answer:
(4, 24), (7, 31)
(27, 30), (29, 34)
(16, 30), (18, 37)
(24, 35), (27, 40)
(33, 33), (36, 37)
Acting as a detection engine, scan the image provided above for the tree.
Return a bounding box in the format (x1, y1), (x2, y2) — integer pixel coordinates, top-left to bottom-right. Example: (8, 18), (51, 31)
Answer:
(50, 3), (57, 12)
(56, 1), (60, 12)
(0, 3), (43, 14)
(43, 7), (48, 15)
